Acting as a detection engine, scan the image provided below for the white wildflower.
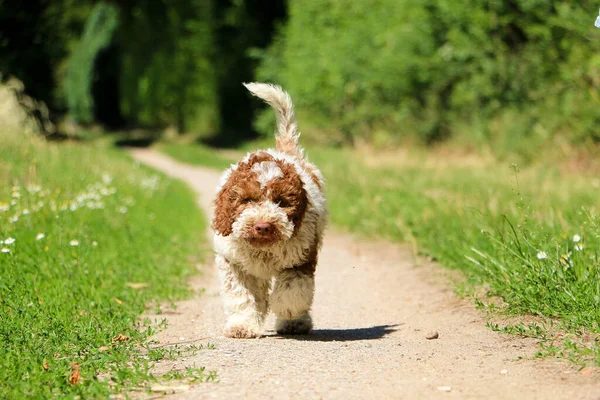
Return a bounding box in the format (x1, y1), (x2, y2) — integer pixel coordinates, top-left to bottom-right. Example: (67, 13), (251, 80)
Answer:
(36, 233), (45, 240)
(536, 251), (547, 260)
(573, 234), (581, 243)
(0, 203), (8, 212)
(11, 191), (20, 199)
(27, 185), (41, 194)
(92, 241), (98, 247)
(119, 206), (128, 214)
(1, 248), (9, 253)
(70, 240), (79, 246)
(9, 215), (19, 223)
(102, 173), (113, 185)
(575, 243), (584, 251)
(4, 237), (15, 245)
(22, 209), (30, 215)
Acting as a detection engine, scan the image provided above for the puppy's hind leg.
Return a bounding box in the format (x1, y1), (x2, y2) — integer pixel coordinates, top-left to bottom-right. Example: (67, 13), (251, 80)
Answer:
(271, 268), (315, 335)
(216, 255), (269, 338)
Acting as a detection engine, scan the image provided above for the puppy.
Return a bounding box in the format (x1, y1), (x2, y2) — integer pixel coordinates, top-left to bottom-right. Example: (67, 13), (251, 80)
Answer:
(212, 83), (327, 338)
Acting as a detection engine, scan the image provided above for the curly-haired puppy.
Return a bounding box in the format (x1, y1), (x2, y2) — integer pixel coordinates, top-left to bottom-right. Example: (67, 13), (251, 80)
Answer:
(212, 83), (327, 338)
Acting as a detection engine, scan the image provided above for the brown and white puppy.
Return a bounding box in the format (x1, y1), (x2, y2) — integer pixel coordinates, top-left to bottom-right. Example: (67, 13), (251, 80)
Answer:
(212, 83), (327, 338)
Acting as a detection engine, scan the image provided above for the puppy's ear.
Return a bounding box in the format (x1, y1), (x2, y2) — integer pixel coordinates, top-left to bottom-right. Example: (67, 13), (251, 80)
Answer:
(212, 187), (234, 236)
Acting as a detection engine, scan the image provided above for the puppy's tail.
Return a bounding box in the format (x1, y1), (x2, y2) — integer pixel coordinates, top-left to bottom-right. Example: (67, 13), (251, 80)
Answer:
(243, 82), (301, 156)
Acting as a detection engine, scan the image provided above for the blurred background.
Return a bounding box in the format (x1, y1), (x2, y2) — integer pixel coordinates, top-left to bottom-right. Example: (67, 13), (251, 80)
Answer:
(1, 0), (600, 158)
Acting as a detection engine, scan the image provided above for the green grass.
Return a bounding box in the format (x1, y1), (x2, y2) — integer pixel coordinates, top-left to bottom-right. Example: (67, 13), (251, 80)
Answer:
(0, 131), (209, 397)
(160, 141), (600, 365)
(159, 142), (233, 170)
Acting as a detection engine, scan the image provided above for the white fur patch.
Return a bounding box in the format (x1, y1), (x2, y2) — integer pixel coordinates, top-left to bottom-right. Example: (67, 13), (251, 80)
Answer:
(270, 269), (315, 319)
(251, 161), (283, 189)
(231, 201), (294, 241)
(216, 255), (269, 336)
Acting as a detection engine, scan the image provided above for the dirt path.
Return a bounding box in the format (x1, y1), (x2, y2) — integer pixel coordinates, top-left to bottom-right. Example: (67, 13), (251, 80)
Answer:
(130, 148), (600, 400)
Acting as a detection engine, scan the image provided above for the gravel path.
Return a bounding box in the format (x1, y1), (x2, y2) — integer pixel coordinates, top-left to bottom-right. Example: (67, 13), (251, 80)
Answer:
(131, 148), (600, 400)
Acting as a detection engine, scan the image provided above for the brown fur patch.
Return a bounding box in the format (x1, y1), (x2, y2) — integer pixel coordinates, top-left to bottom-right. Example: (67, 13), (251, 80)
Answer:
(212, 152), (309, 238)
(294, 238), (320, 276)
(212, 165), (261, 236)
(247, 151), (276, 165)
(302, 162), (323, 189)
(276, 136), (298, 156)
(267, 160), (308, 234)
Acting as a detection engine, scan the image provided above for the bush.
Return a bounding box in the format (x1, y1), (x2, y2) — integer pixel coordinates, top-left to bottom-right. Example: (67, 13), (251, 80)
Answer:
(256, 0), (600, 152)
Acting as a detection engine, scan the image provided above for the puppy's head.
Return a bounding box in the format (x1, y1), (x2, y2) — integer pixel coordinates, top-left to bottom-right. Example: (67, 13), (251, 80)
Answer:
(213, 152), (308, 247)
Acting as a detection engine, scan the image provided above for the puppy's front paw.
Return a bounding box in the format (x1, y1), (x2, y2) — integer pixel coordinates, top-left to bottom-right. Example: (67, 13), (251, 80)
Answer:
(275, 314), (313, 335)
(224, 325), (262, 339)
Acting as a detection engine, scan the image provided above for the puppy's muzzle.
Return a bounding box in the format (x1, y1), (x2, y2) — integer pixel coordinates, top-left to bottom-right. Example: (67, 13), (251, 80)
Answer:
(254, 222), (273, 235)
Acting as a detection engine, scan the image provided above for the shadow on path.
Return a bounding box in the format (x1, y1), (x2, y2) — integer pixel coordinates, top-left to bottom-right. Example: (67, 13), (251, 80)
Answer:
(268, 324), (402, 342)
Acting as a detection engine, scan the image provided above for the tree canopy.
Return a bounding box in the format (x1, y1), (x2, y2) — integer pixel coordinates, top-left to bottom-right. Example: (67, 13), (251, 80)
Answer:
(1, 0), (599, 152)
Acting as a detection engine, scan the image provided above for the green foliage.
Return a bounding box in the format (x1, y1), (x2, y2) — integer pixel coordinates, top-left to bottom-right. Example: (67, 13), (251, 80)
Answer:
(257, 0), (600, 151)
(118, 0), (217, 132)
(65, 2), (120, 123)
(0, 0), (94, 109)
(0, 130), (208, 397)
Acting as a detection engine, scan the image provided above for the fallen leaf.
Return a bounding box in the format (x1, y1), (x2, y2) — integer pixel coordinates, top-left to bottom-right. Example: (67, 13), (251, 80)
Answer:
(42, 359), (49, 371)
(79, 310), (87, 316)
(112, 298), (123, 305)
(112, 333), (129, 343)
(70, 362), (81, 385)
(98, 346), (109, 352)
(53, 352), (60, 358)
(125, 282), (149, 290)
(580, 368), (596, 375)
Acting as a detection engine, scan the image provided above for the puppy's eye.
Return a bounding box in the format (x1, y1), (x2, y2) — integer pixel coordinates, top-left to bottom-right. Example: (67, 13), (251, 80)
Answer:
(276, 198), (291, 208)
(240, 197), (254, 204)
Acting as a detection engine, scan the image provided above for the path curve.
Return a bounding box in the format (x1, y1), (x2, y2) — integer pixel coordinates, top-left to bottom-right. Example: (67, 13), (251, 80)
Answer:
(131, 148), (600, 400)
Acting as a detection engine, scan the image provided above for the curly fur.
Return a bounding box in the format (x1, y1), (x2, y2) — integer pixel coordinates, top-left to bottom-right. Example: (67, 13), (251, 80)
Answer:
(212, 83), (327, 338)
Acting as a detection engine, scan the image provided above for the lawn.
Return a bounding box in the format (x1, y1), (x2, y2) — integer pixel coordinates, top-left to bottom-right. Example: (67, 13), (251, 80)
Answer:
(0, 131), (209, 397)
(160, 141), (600, 364)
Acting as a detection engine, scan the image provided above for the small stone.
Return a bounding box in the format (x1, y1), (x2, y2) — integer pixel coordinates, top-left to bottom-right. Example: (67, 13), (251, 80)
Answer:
(500, 369), (508, 374)
(426, 331), (439, 340)
(438, 386), (452, 392)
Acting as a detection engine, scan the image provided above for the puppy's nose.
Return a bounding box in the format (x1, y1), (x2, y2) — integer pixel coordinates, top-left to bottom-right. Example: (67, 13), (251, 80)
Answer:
(254, 222), (273, 235)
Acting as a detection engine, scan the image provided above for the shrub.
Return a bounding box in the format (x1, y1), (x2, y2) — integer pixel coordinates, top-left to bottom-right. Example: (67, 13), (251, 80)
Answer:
(256, 0), (600, 152)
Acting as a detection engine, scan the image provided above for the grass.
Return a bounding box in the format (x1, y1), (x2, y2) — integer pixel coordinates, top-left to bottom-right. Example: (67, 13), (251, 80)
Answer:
(0, 130), (210, 397)
(160, 142), (232, 170)
(159, 141), (600, 365)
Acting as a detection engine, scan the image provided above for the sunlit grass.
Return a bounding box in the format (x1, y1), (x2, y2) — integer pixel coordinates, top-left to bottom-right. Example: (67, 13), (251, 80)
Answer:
(161, 141), (600, 364)
(159, 142), (233, 170)
(0, 130), (209, 397)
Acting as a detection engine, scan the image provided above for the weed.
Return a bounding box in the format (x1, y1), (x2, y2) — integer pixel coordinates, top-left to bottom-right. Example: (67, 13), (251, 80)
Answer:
(163, 365), (218, 383)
